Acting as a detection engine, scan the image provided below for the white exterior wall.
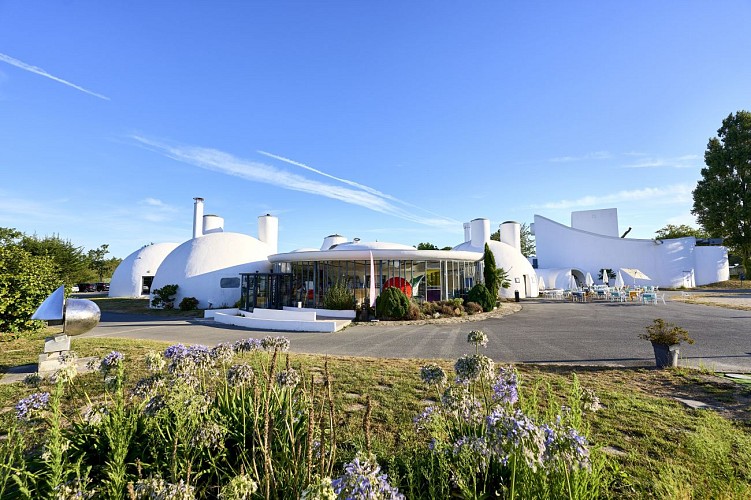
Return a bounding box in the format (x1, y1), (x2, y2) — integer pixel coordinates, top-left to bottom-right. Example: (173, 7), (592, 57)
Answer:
(151, 232), (272, 309)
(258, 215), (279, 255)
(203, 215), (224, 234)
(535, 215), (728, 288)
(694, 246), (729, 285)
(109, 243), (180, 298)
(500, 221), (521, 252)
(571, 208), (619, 237)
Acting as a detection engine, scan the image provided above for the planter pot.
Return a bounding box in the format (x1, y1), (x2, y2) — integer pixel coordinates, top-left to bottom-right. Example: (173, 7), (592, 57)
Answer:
(651, 342), (679, 368)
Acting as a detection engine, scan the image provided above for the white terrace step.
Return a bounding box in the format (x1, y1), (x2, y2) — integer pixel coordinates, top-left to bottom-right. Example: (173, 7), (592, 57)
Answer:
(204, 308), (352, 333)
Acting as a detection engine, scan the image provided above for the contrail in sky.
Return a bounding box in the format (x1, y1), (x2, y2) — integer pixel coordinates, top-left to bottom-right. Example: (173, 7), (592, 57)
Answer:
(132, 136), (458, 229)
(258, 150), (461, 224)
(0, 52), (110, 100)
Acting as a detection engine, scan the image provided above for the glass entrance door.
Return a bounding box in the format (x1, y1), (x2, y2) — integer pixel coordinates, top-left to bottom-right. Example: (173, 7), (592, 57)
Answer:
(240, 273), (293, 311)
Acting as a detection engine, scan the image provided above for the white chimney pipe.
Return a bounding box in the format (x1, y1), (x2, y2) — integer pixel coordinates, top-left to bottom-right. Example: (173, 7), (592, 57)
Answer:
(321, 234), (347, 250)
(470, 218), (490, 248)
(500, 221), (521, 252)
(192, 197), (204, 239)
(463, 222), (471, 243)
(203, 214), (224, 234)
(258, 214), (279, 255)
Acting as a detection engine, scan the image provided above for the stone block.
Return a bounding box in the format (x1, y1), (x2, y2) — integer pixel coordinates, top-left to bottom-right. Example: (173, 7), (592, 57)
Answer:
(44, 334), (70, 353)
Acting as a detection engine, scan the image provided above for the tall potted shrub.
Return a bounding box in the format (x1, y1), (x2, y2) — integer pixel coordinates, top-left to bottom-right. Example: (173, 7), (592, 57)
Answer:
(639, 318), (694, 368)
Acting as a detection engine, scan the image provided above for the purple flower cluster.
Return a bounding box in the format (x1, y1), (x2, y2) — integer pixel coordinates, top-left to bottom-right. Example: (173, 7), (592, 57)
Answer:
(419, 363), (447, 386)
(16, 392), (50, 420)
(454, 354), (495, 384)
(210, 343), (235, 365)
(275, 368), (301, 388)
(100, 351), (124, 374)
(331, 454), (405, 499)
(232, 338), (262, 353)
(543, 419), (590, 471)
(164, 343), (212, 374)
(226, 363), (254, 386)
(467, 330), (488, 348)
(260, 336), (290, 352)
(491, 366), (518, 405)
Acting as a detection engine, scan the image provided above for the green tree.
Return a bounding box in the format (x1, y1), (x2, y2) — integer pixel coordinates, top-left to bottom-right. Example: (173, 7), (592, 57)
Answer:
(20, 233), (88, 284)
(87, 244), (111, 282)
(0, 231), (60, 334)
(692, 110), (751, 275)
(416, 242), (439, 250)
(482, 244), (511, 298)
(490, 223), (536, 257)
(654, 224), (709, 240)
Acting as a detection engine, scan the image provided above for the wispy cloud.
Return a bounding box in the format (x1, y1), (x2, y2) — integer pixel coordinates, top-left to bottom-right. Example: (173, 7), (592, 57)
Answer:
(132, 136), (458, 229)
(257, 150), (460, 225)
(621, 154), (699, 169)
(549, 151), (612, 163)
(531, 184), (694, 210)
(0, 52), (109, 100)
(137, 197), (179, 222)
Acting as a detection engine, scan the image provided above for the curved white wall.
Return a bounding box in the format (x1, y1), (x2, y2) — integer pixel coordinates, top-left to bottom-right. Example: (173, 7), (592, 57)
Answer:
(109, 243), (180, 298)
(151, 232), (273, 309)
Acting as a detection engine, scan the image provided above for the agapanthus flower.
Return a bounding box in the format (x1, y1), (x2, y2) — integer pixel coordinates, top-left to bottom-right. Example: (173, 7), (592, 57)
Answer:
(16, 392), (50, 420)
(413, 405), (438, 430)
(191, 422), (226, 450)
(276, 368), (301, 388)
(53, 363), (78, 384)
(100, 351), (124, 375)
(144, 395), (166, 417)
(53, 480), (93, 499)
(301, 477), (336, 500)
(164, 343), (189, 360)
(467, 330), (488, 348)
(454, 354), (495, 384)
(23, 373), (43, 386)
(219, 473), (258, 500)
(452, 436), (491, 470)
(132, 477), (195, 500)
(487, 408), (546, 471)
(211, 342), (235, 365)
(145, 350), (166, 372)
(419, 363), (447, 386)
(330, 453), (405, 499)
(132, 374), (165, 398)
(543, 419), (591, 471)
(580, 387), (602, 413)
(261, 336), (290, 352)
(82, 405), (108, 428)
(233, 338), (262, 353)
(227, 363), (254, 386)
(491, 366), (519, 405)
(59, 350), (78, 365)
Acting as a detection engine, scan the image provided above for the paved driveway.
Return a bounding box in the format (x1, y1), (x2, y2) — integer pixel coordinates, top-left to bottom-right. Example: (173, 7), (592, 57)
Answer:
(82, 295), (751, 373)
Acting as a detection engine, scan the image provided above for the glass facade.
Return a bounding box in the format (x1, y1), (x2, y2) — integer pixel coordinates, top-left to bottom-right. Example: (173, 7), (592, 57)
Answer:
(247, 258), (479, 309)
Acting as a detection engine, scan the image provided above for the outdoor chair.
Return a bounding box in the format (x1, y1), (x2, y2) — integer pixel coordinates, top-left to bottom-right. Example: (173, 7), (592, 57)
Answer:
(656, 293), (666, 304)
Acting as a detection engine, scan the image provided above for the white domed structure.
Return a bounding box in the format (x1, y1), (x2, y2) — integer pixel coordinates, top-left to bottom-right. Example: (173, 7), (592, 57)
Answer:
(150, 231), (273, 309)
(109, 242), (180, 298)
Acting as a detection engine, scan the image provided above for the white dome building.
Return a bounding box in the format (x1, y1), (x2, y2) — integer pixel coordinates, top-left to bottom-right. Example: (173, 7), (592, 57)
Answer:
(150, 212), (278, 309)
(109, 242), (180, 298)
(452, 219), (539, 299)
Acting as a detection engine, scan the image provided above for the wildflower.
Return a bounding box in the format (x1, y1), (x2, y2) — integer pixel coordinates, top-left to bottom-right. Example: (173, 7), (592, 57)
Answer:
(145, 350), (166, 372)
(82, 405), (107, 428)
(54, 362), (78, 384)
(413, 405), (438, 430)
(54, 479), (93, 499)
(218, 473), (258, 499)
(132, 477), (195, 499)
(211, 342), (235, 365)
(543, 420), (591, 471)
(227, 363), (255, 386)
(164, 343), (189, 360)
(330, 453), (405, 499)
(15, 392), (50, 420)
(233, 338), (262, 353)
(419, 363), (447, 386)
(491, 366), (519, 406)
(59, 350), (78, 365)
(467, 330), (488, 348)
(454, 354), (495, 384)
(486, 408), (546, 471)
(185, 393), (213, 414)
(580, 387), (602, 413)
(191, 422), (226, 450)
(301, 477), (336, 500)
(261, 335), (290, 352)
(452, 436), (491, 470)
(132, 374), (165, 398)
(23, 373), (43, 386)
(100, 351), (124, 375)
(276, 368), (301, 388)
(144, 395), (166, 416)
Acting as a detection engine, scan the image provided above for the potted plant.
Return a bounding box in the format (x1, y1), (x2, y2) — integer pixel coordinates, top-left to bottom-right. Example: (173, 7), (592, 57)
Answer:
(639, 318), (694, 368)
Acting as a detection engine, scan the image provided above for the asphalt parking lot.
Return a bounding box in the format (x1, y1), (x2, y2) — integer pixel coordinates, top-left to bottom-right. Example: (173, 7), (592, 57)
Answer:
(82, 293), (751, 373)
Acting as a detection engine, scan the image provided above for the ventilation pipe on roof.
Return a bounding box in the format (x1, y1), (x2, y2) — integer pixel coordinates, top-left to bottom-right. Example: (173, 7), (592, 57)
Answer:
(258, 214), (279, 255)
(203, 215), (224, 234)
(192, 197), (204, 239)
(500, 221), (521, 252)
(321, 234), (347, 250)
(470, 218), (490, 248)
(463, 222), (471, 243)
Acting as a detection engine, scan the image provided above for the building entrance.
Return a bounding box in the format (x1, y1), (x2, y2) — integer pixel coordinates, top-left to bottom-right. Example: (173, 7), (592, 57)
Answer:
(240, 272), (293, 312)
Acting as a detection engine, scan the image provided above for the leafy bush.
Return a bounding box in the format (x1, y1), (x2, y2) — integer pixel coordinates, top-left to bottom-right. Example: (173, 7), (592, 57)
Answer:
(468, 283), (495, 312)
(323, 280), (355, 310)
(178, 297), (199, 311)
(376, 287), (410, 320)
(465, 301), (483, 315)
(640, 318), (694, 346)
(151, 284), (178, 309)
(0, 236), (60, 335)
(406, 301), (423, 320)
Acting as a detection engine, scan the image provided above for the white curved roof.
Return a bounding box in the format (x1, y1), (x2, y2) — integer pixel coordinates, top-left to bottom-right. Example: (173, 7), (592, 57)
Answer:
(151, 232), (273, 309)
(109, 242), (180, 298)
(270, 240), (482, 263)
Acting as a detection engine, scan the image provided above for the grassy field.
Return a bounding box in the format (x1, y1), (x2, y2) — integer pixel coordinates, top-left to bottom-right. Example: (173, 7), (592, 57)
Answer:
(2, 331), (750, 498)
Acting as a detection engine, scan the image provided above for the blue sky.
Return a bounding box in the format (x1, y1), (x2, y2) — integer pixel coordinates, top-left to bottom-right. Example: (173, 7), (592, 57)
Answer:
(2, 1), (750, 259)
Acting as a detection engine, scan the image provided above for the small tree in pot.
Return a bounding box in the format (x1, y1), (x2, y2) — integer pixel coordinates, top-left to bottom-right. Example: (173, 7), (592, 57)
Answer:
(639, 318), (694, 368)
